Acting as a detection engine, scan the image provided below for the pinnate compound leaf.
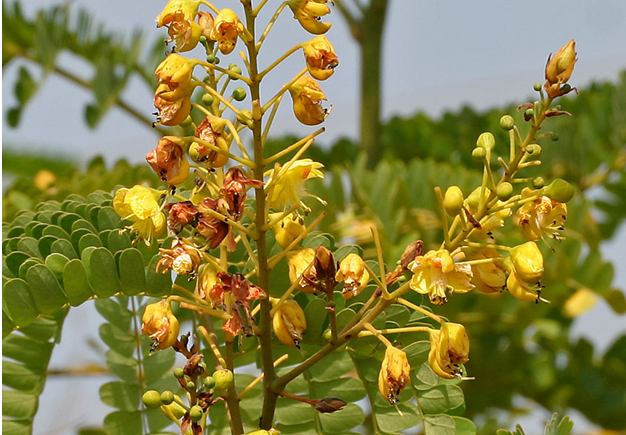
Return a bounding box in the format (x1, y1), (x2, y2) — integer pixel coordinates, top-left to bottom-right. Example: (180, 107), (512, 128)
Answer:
(26, 264), (68, 314)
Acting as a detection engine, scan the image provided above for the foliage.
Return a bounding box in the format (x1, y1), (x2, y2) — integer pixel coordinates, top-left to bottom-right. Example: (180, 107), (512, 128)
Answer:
(496, 413), (573, 435)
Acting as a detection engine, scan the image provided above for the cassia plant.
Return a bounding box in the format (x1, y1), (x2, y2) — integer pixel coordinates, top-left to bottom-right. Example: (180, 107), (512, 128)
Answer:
(2, 1), (581, 434)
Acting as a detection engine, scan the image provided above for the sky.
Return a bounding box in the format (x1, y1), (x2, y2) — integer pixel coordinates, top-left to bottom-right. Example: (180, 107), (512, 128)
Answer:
(3, 0), (626, 434)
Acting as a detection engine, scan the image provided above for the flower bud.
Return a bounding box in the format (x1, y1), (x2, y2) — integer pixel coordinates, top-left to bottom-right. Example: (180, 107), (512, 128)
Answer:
(471, 147), (486, 161)
(204, 376), (216, 389)
(544, 178), (574, 203)
(174, 367), (185, 379)
(272, 299), (307, 348)
(532, 177), (545, 189)
(545, 39), (577, 86)
(141, 300), (180, 350)
(476, 132), (495, 151)
(335, 253), (370, 299)
(428, 322), (470, 379)
(160, 390), (175, 405)
(378, 346), (411, 404)
(500, 115), (515, 131)
(496, 182), (513, 201)
(212, 369), (234, 390)
(314, 397), (347, 413)
(270, 212), (306, 249)
(232, 87), (247, 101)
(189, 405), (204, 422)
(163, 401), (187, 420)
(510, 242), (544, 283)
(443, 186), (464, 216)
(525, 144), (542, 159)
(142, 390), (162, 409)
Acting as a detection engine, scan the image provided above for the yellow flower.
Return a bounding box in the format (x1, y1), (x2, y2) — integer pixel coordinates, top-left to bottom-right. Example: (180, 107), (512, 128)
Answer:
(287, 248), (317, 293)
(506, 270), (544, 302)
(153, 88), (192, 126)
(428, 322), (469, 379)
(267, 159), (324, 209)
(335, 253), (370, 299)
(145, 137), (190, 186)
(378, 346), (411, 404)
(517, 192), (567, 242)
(510, 241), (544, 283)
(288, 75), (330, 126)
(270, 212), (306, 249)
(209, 8), (244, 55)
(408, 249), (474, 305)
(113, 185), (165, 242)
(288, 0), (332, 35)
(545, 39), (577, 97)
(141, 300), (180, 350)
(302, 35), (338, 80)
(156, 0), (202, 52)
(465, 247), (506, 294)
(155, 54), (196, 101)
(272, 299), (307, 348)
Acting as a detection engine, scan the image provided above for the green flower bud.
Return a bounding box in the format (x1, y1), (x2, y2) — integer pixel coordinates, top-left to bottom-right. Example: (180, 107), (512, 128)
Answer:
(476, 132), (496, 150)
(532, 177), (545, 189)
(551, 133), (559, 141)
(471, 147), (486, 161)
(199, 35), (207, 44)
(186, 381), (196, 391)
(142, 390), (162, 409)
(214, 56), (220, 65)
(323, 328), (332, 341)
(232, 87), (247, 101)
(533, 83), (542, 92)
(525, 144), (542, 159)
(524, 108), (534, 119)
(204, 376), (216, 389)
(206, 54), (216, 63)
(500, 115), (515, 131)
(230, 65), (242, 78)
(443, 186), (464, 216)
(189, 405), (204, 422)
(545, 178), (574, 203)
(160, 391), (175, 405)
(174, 367), (185, 379)
(202, 94), (214, 106)
(496, 182), (514, 201)
(511, 242), (544, 283)
(213, 369), (234, 390)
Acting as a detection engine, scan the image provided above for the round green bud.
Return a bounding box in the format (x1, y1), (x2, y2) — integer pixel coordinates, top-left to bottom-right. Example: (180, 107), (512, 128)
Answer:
(524, 108), (534, 119)
(142, 390), (162, 409)
(545, 178), (574, 203)
(199, 35), (207, 44)
(561, 84), (571, 92)
(228, 63), (237, 69)
(551, 133), (559, 141)
(323, 329), (332, 341)
(189, 405), (204, 422)
(532, 177), (545, 189)
(496, 182), (514, 201)
(476, 132), (496, 150)
(206, 54), (216, 63)
(533, 83), (542, 92)
(499, 115), (515, 131)
(213, 56), (220, 65)
(186, 381), (196, 391)
(471, 147), (486, 161)
(160, 391), (175, 405)
(204, 376), (216, 389)
(232, 87), (247, 101)
(212, 369), (234, 390)
(525, 144), (542, 159)
(230, 65), (242, 78)
(202, 94), (214, 106)
(443, 186), (464, 216)
(173, 367), (185, 379)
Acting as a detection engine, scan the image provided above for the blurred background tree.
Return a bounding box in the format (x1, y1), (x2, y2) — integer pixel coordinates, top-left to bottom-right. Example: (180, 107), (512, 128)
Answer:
(3, 1), (626, 434)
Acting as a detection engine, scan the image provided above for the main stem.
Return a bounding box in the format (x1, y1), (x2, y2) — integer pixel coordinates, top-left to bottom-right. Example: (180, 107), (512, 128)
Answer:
(242, 1), (279, 429)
